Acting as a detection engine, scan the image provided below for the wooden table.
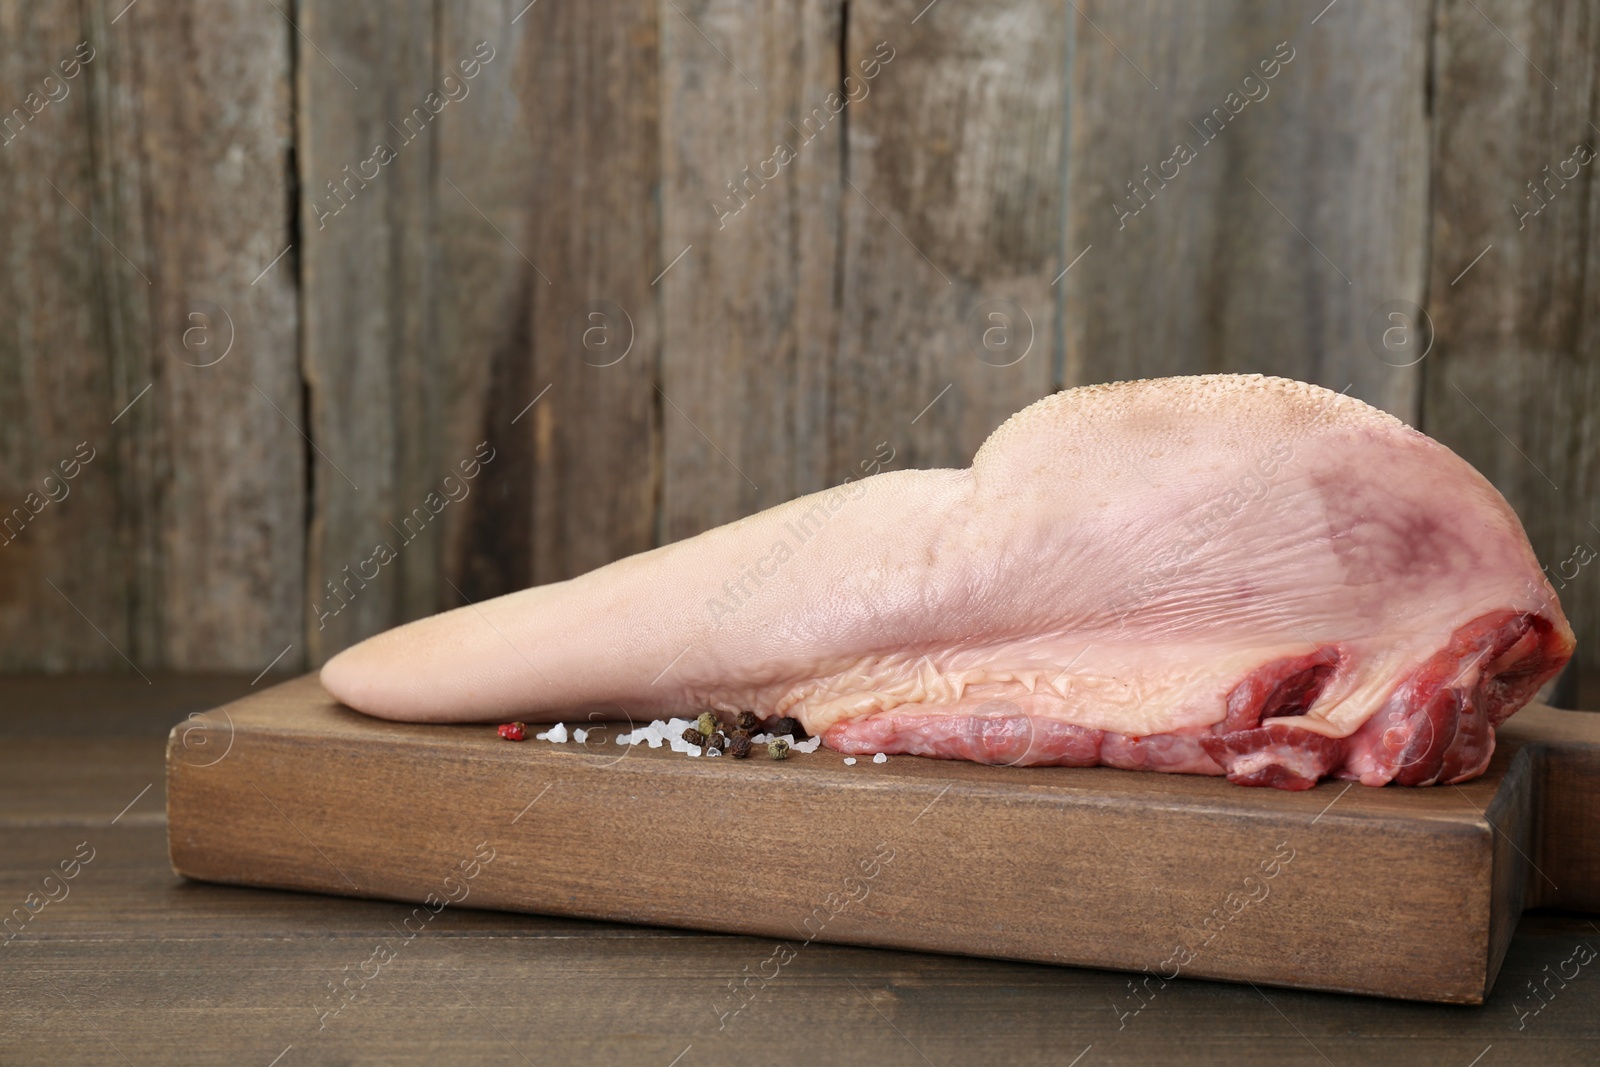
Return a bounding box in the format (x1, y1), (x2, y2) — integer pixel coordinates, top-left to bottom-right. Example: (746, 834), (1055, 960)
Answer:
(3, 677), (1597, 1065)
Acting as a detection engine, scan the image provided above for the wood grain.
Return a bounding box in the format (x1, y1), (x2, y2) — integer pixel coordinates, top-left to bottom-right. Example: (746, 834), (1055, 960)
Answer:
(0, 2), (124, 670)
(94, 0), (303, 670)
(297, 0), (437, 661)
(832, 0), (1066, 479)
(0, 673), (258, 738)
(1503, 706), (1600, 911)
(0, 1), (302, 671)
(2, 740), (165, 826)
(299, 1), (666, 631)
(1065, 0), (1430, 420)
(5, 677), (1600, 1065)
(658, 0), (840, 540)
(1423, 0), (1600, 681)
(4, 899), (1598, 1065)
(166, 675), (1600, 1004)
(520, 0), (662, 584)
(432, 2), (538, 603)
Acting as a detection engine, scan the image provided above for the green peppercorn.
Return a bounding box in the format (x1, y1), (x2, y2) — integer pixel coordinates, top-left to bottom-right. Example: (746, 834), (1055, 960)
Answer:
(696, 712), (717, 737)
(682, 727), (705, 747)
(736, 710), (760, 732)
(768, 738), (790, 760)
(729, 734), (752, 759)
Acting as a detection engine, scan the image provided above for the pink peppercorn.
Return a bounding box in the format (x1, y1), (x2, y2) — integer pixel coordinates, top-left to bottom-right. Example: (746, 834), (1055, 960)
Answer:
(498, 722), (527, 742)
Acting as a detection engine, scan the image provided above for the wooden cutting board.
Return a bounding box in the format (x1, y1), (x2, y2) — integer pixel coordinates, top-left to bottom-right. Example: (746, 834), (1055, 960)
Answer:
(165, 674), (1600, 1004)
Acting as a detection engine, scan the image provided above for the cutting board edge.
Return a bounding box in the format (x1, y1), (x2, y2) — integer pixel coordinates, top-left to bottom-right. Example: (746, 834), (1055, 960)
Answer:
(165, 692), (1512, 1006)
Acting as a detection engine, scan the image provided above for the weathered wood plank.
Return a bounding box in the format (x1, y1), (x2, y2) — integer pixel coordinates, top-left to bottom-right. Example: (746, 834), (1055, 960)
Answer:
(95, 0), (303, 670)
(833, 0), (1066, 478)
(520, 0), (663, 582)
(1424, 0), (1600, 682)
(302, 0), (666, 652)
(4, 907), (1599, 1065)
(432, 2), (537, 602)
(0, 673), (256, 738)
(658, 0), (841, 541)
(1066, 1), (1430, 420)
(0, 740), (164, 826)
(0, 3), (124, 670)
(298, 1), (441, 661)
(0, 2), (301, 672)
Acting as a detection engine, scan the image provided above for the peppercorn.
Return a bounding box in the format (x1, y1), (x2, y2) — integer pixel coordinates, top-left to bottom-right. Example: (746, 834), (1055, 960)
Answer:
(497, 722), (527, 742)
(696, 712), (718, 737)
(706, 730), (727, 753)
(768, 738), (791, 760)
(772, 716), (805, 739)
(730, 734), (752, 759)
(736, 710), (760, 732)
(730, 727), (751, 742)
(682, 727), (705, 747)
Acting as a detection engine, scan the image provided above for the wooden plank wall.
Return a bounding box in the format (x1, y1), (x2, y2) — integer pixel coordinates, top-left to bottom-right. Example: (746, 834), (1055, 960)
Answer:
(2, 0), (1598, 695)
(834, 1), (1066, 479)
(0, 0), (301, 672)
(1066, 0), (1430, 418)
(1425, 0), (1600, 696)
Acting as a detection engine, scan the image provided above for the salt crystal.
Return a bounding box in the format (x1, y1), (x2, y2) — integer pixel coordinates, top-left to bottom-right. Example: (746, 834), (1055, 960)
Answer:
(536, 723), (569, 743)
(873, 753), (887, 764)
(573, 728), (588, 743)
(751, 731), (821, 754)
(843, 757), (857, 765)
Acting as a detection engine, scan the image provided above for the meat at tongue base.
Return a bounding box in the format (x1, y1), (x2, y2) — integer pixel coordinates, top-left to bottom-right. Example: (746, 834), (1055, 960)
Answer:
(1339, 610), (1568, 787)
(824, 610), (1571, 791)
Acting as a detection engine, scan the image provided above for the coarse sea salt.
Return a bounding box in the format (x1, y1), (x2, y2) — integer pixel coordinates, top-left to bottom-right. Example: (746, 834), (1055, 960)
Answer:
(614, 717), (704, 754)
(843, 757), (857, 765)
(535, 723), (568, 743)
(873, 753), (888, 764)
(754, 731), (822, 754)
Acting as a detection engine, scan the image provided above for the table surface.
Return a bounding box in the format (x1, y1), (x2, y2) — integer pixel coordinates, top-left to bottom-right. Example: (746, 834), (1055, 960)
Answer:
(2, 677), (1597, 1066)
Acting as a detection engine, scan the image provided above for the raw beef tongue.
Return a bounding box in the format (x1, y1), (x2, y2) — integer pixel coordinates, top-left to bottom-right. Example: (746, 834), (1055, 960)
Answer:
(322, 374), (1574, 790)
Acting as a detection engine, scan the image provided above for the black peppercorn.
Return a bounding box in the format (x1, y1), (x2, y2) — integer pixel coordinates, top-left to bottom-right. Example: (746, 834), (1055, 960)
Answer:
(681, 727), (705, 747)
(736, 710), (760, 732)
(771, 716), (805, 739)
(729, 734), (752, 759)
(707, 730), (727, 753)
